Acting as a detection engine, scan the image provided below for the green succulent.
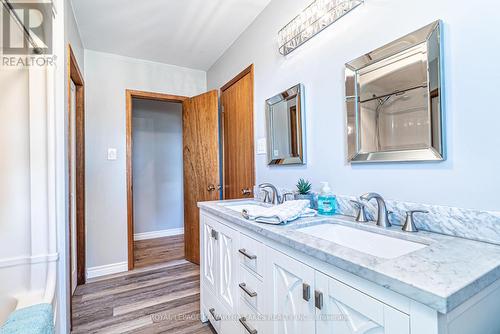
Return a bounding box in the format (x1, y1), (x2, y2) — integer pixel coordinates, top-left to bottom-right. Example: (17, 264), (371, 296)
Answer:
(296, 178), (312, 195)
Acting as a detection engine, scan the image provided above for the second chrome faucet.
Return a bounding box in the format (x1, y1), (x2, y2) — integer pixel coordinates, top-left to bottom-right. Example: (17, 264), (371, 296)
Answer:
(359, 192), (392, 228)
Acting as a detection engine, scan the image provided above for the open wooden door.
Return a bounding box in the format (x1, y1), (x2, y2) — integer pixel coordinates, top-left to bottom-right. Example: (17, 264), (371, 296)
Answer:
(183, 90), (220, 264)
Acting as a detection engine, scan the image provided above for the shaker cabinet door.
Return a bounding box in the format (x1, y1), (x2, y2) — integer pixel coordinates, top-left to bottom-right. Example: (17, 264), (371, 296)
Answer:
(216, 220), (240, 314)
(202, 215), (219, 295)
(267, 247), (316, 334)
(315, 272), (410, 334)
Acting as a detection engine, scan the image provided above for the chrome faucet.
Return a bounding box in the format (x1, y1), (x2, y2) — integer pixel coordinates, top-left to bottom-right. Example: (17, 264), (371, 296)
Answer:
(258, 183), (291, 205)
(360, 192), (391, 228)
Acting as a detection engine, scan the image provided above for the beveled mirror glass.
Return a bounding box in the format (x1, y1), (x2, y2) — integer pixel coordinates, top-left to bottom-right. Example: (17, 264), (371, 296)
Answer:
(266, 84), (306, 165)
(345, 20), (444, 163)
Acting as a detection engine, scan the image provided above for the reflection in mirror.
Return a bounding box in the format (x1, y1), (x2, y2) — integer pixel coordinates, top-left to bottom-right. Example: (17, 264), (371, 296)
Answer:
(266, 84), (306, 165)
(346, 20), (444, 163)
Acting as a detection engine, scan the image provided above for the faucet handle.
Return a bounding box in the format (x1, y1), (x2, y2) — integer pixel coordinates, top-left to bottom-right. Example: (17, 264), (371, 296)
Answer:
(282, 192), (295, 202)
(402, 210), (429, 232)
(350, 200), (369, 223)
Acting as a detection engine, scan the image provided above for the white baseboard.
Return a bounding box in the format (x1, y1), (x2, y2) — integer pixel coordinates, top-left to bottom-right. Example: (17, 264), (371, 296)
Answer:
(134, 227), (184, 241)
(86, 262), (128, 279)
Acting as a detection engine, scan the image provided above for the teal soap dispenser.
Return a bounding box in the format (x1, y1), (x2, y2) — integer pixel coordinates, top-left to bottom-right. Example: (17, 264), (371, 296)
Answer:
(318, 182), (337, 216)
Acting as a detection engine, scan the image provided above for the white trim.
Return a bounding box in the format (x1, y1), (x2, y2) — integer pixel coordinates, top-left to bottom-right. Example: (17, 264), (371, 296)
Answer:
(0, 253), (59, 269)
(134, 228), (184, 241)
(86, 262), (128, 279)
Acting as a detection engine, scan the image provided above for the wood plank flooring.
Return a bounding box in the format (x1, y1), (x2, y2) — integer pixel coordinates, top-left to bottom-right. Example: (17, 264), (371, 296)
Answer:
(134, 235), (185, 269)
(72, 259), (215, 333)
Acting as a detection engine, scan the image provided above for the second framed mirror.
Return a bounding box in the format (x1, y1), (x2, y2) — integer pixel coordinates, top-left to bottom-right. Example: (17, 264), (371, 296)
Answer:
(265, 84), (306, 165)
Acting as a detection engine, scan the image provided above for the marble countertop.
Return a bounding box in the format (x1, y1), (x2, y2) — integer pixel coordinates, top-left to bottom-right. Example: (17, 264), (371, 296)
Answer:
(198, 199), (500, 314)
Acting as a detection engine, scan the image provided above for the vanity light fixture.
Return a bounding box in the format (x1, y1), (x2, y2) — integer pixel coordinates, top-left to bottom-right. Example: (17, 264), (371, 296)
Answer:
(278, 0), (364, 56)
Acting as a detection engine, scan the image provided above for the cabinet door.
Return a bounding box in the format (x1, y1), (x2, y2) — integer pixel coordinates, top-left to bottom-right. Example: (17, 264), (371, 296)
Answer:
(202, 215), (218, 294)
(267, 247), (316, 334)
(315, 272), (409, 334)
(217, 221), (240, 313)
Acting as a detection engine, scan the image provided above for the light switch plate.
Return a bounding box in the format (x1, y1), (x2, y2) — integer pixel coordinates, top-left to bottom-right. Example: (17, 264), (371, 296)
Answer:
(256, 138), (266, 155)
(107, 148), (117, 160)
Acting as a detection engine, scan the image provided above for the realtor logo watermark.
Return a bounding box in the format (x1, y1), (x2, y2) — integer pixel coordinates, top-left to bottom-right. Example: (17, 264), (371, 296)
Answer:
(1, 2), (55, 67)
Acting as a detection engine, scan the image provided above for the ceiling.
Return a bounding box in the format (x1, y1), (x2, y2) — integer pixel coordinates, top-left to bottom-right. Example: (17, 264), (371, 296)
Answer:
(71, 0), (271, 71)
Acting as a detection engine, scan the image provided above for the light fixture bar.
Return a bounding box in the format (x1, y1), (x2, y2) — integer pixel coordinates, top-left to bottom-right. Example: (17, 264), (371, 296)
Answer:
(278, 0), (364, 56)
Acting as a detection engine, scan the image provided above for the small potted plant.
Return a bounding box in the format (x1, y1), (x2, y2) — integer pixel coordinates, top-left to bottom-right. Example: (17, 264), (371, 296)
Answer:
(294, 178), (315, 209)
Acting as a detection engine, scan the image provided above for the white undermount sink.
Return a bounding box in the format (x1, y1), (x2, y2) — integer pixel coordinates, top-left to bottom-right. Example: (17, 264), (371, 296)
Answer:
(298, 224), (427, 259)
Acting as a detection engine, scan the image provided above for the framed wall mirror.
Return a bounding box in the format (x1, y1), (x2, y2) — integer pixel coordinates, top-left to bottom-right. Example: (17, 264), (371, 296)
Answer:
(266, 84), (306, 165)
(345, 20), (444, 163)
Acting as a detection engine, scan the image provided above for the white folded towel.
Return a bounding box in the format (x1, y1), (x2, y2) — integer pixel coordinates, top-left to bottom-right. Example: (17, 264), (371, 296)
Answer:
(242, 200), (316, 224)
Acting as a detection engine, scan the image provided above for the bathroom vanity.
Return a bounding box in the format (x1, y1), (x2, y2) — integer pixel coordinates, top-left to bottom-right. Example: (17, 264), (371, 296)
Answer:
(198, 200), (500, 334)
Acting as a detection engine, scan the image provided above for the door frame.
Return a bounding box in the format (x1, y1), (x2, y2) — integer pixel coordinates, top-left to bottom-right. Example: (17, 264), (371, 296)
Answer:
(67, 44), (86, 286)
(125, 90), (188, 270)
(220, 64), (255, 199)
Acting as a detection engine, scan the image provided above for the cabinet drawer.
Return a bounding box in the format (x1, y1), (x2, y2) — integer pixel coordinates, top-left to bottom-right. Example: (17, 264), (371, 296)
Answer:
(238, 233), (264, 277)
(239, 298), (267, 334)
(239, 266), (264, 313)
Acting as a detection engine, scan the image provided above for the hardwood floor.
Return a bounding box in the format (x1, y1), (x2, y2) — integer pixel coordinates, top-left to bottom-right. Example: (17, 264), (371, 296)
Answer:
(72, 259), (215, 334)
(134, 235), (185, 269)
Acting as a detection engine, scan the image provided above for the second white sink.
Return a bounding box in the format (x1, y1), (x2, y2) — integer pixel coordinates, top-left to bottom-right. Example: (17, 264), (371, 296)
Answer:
(298, 224), (427, 259)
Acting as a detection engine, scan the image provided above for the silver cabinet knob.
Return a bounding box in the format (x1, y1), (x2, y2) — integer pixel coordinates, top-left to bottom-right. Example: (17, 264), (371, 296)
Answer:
(315, 290), (324, 310)
(302, 283), (311, 301)
(209, 308), (221, 321)
(239, 283), (257, 297)
(239, 317), (257, 334)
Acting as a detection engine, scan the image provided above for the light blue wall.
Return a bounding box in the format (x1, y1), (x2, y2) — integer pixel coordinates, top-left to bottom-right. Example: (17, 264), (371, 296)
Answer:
(207, 0), (500, 212)
(85, 50), (206, 267)
(132, 99), (183, 234)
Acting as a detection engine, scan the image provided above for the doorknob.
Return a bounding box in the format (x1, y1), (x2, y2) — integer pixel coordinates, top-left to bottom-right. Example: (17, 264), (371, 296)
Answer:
(207, 184), (216, 192)
(241, 188), (252, 196)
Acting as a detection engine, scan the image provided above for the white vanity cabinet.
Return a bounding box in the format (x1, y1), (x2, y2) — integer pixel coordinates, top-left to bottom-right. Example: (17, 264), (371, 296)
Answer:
(201, 212), (413, 334)
(200, 209), (500, 334)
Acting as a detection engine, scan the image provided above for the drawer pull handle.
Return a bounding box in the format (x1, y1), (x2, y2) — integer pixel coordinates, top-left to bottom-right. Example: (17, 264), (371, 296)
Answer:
(208, 308), (221, 321)
(303, 283), (311, 301)
(315, 290), (324, 310)
(239, 317), (258, 334)
(239, 283), (258, 297)
(211, 229), (218, 240)
(239, 248), (257, 260)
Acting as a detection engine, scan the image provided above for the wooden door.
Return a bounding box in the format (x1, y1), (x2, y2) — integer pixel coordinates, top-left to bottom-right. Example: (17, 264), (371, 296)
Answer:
(267, 247), (316, 334)
(183, 90), (220, 264)
(221, 65), (255, 199)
